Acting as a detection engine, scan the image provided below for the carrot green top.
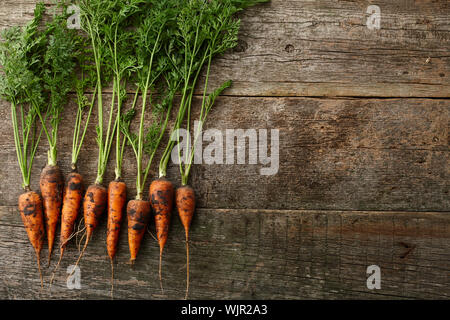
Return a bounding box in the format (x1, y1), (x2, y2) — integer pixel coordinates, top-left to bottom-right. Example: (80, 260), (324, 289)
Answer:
(158, 0), (267, 185)
(0, 2), (81, 188)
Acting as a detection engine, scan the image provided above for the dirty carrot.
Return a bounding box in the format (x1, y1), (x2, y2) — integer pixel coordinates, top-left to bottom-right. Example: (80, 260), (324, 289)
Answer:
(69, 1), (142, 282)
(40, 164), (63, 265)
(50, 171), (84, 286)
(107, 182), (127, 261)
(121, 0), (178, 271)
(161, 0), (268, 298)
(100, 0), (143, 298)
(106, 179), (126, 297)
(175, 185), (195, 299)
(34, 4), (82, 265)
(49, 173), (82, 287)
(52, 51), (97, 280)
(0, 2), (47, 286)
(66, 183), (106, 279)
(74, 183), (108, 269)
(127, 199), (151, 264)
(19, 190), (45, 287)
(150, 178), (174, 290)
(69, 0), (121, 273)
(60, 172), (84, 255)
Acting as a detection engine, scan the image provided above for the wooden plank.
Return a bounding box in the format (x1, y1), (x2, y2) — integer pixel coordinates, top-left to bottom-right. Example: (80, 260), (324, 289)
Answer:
(0, 0), (449, 301)
(0, 1), (449, 97)
(0, 96), (448, 211)
(214, 0), (450, 97)
(0, 206), (448, 299)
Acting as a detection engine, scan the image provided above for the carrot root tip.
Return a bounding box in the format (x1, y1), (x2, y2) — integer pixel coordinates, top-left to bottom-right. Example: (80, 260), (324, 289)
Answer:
(36, 255), (43, 289)
(110, 259), (115, 300)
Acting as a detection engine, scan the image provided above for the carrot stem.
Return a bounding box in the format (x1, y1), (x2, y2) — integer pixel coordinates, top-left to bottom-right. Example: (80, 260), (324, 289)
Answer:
(72, 84), (97, 165)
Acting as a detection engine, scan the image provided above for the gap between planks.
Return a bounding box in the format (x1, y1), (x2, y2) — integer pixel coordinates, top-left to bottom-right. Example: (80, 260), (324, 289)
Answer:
(61, 91), (450, 100)
(1, 206), (449, 224)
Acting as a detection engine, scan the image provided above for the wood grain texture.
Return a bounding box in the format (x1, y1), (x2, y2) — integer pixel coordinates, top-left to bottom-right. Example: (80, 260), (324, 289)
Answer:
(0, 95), (448, 211)
(0, 206), (449, 299)
(0, 0), (449, 97)
(0, 0), (449, 300)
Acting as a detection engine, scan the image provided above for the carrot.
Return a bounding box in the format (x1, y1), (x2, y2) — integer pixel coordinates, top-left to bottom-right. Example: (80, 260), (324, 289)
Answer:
(155, 0), (266, 299)
(176, 185), (196, 299)
(1, 2), (47, 287)
(71, 183), (107, 273)
(34, 3), (82, 266)
(84, 184), (108, 241)
(51, 170), (84, 273)
(127, 199), (151, 264)
(107, 180), (127, 260)
(118, 0), (179, 291)
(50, 170), (84, 287)
(73, 1), (140, 284)
(107, 180), (127, 298)
(49, 42), (97, 287)
(40, 164), (64, 265)
(19, 190), (45, 287)
(149, 177), (174, 291)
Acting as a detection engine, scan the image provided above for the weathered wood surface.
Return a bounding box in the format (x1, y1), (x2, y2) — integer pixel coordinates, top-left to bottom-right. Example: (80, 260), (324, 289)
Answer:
(0, 0), (449, 97)
(0, 96), (448, 211)
(0, 206), (449, 299)
(0, 0), (449, 300)
(0, 95), (448, 299)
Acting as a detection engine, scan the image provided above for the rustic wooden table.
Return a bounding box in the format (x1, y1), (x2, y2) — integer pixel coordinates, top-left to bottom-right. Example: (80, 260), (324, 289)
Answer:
(0, 0), (448, 299)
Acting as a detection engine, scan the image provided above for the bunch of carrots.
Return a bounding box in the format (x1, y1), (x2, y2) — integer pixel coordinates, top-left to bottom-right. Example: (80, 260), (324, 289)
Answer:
(0, 0), (268, 298)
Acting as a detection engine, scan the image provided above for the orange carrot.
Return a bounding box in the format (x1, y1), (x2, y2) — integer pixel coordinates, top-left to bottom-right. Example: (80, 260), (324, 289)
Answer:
(84, 184), (108, 238)
(40, 164), (64, 265)
(176, 185), (196, 299)
(107, 180), (127, 298)
(149, 177), (174, 291)
(50, 170), (84, 286)
(70, 183), (107, 274)
(127, 199), (151, 264)
(107, 180), (127, 260)
(60, 171), (84, 255)
(19, 190), (45, 287)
